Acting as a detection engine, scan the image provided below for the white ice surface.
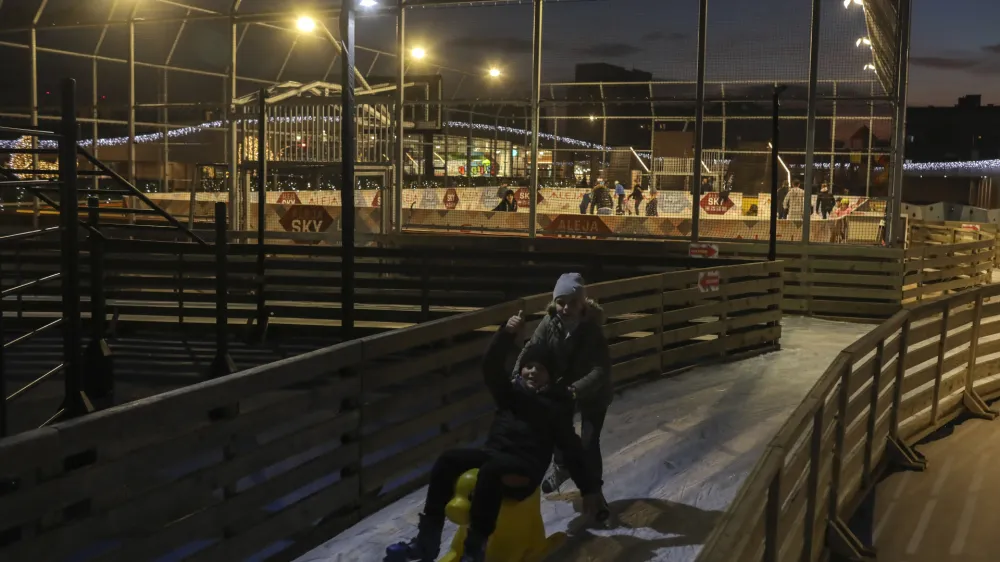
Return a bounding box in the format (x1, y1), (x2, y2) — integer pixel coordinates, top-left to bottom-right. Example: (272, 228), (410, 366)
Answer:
(297, 316), (873, 562)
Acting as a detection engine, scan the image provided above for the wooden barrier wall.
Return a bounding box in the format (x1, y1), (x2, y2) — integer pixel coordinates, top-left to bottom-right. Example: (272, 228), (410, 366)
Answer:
(383, 233), (999, 321)
(382, 235), (907, 321)
(695, 283), (1000, 562)
(903, 238), (994, 304)
(0, 261), (783, 562)
(0, 238), (744, 331)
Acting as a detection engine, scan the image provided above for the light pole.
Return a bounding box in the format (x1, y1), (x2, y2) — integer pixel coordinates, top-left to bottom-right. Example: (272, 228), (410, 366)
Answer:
(341, 1), (357, 341)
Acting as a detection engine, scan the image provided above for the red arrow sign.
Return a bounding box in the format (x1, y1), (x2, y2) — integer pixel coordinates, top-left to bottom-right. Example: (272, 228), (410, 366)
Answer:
(700, 193), (735, 215)
(689, 242), (719, 259)
(279, 205), (334, 233)
(698, 271), (721, 293)
(276, 191), (301, 205)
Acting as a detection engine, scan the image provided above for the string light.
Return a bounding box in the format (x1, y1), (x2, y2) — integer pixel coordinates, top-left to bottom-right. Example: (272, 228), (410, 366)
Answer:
(444, 121), (609, 150)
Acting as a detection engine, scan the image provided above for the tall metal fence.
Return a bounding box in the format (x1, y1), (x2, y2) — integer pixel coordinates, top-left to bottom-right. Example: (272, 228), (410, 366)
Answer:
(0, 0), (911, 246)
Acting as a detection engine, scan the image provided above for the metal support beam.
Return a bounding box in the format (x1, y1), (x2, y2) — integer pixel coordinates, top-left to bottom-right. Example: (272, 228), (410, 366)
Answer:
(126, 0), (140, 187)
(691, 0), (708, 242)
(887, 0), (912, 247)
(59, 78), (90, 419)
(802, 0), (822, 243)
(340, 0), (357, 341)
(527, 0), (543, 238)
(228, 18), (239, 232)
(394, 0), (405, 233)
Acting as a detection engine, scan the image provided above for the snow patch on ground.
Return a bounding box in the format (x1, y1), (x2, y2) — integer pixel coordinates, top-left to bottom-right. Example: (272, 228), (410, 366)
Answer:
(297, 316), (872, 562)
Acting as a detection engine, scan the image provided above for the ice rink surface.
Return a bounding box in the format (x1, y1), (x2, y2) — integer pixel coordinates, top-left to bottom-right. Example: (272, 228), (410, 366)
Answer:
(299, 316), (872, 562)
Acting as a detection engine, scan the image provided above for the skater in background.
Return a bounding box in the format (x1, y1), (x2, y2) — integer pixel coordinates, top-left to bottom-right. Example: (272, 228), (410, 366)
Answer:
(783, 179), (805, 221)
(385, 311), (605, 562)
(579, 190), (592, 215)
(628, 183), (644, 216)
(514, 273), (612, 497)
(817, 183), (835, 219)
(589, 182), (614, 215)
(645, 188), (659, 217)
(777, 180), (790, 219)
(614, 181), (626, 215)
(493, 189), (518, 212)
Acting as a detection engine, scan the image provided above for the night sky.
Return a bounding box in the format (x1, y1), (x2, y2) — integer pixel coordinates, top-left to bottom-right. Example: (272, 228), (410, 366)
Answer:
(0, 0), (995, 109)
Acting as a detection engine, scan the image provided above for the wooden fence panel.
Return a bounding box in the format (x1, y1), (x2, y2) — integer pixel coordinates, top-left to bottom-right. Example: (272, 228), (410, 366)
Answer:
(0, 262), (785, 562)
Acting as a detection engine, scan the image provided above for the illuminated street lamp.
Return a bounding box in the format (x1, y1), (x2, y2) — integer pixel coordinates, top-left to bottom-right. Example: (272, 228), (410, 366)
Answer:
(296, 16), (316, 33)
(411, 47), (427, 60)
(489, 67), (502, 78)
(360, 0), (378, 7)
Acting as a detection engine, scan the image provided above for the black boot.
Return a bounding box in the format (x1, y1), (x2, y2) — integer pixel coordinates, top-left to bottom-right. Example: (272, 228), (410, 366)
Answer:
(384, 513), (444, 562)
(459, 527), (488, 562)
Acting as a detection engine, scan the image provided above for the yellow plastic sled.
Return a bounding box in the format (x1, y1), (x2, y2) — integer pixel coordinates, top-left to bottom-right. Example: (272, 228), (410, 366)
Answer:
(439, 469), (566, 562)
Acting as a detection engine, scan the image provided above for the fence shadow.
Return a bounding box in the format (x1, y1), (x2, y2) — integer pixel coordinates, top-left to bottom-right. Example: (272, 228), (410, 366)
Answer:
(551, 497), (723, 561)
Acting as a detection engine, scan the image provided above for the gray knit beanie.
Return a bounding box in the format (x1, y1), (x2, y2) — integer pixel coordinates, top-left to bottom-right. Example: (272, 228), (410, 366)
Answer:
(553, 273), (586, 300)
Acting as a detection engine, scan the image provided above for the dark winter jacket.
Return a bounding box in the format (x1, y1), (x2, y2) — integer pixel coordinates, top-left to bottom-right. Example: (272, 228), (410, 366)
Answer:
(589, 187), (614, 214)
(494, 198), (518, 212)
(482, 329), (598, 494)
(817, 190), (835, 213)
(513, 300), (613, 412)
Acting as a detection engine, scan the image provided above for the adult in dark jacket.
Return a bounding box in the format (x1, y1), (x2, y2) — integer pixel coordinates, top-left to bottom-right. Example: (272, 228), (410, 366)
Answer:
(385, 313), (602, 562)
(817, 183), (835, 219)
(776, 182), (790, 219)
(589, 185), (614, 215)
(513, 273), (612, 494)
(494, 189), (518, 212)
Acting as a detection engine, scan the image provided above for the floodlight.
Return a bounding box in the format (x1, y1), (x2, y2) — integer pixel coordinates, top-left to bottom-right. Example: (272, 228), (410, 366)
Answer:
(856, 37), (871, 47)
(296, 16), (316, 33)
(411, 47), (427, 60)
(489, 67), (502, 78)
(360, 0), (378, 7)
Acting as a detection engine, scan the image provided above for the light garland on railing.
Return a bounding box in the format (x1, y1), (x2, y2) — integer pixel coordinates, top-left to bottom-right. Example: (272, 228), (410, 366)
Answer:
(444, 121), (610, 150)
(2, 115), (997, 178)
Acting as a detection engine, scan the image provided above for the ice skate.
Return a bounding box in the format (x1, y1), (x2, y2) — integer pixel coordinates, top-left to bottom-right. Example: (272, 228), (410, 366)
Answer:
(384, 513), (443, 562)
(540, 465), (570, 494)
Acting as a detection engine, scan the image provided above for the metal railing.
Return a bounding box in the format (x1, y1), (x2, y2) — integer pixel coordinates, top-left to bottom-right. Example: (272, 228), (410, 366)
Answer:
(0, 79), (87, 436)
(0, 79), (218, 437)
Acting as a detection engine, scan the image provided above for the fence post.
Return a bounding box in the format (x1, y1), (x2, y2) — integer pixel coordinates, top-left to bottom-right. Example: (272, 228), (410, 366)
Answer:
(768, 85), (787, 262)
(84, 197), (114, 410)
(420, 256), (430, 323)
(209, 202), (236, 379)
(763, 462), (781, 562)
(59, 78), (92, 420)
(657, 274), (665, 375)
(0, 273), (5, 437)
(931, 302), (949, 424)
(253, 88), (268, 343)
(962, 293), (996, 419)
(803, 402), (824, 561)
(863, 340), (884, 487)
(829, 358), (851, 521)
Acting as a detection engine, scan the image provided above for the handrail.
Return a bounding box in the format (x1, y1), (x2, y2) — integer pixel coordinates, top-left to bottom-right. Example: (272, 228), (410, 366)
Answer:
(0, 227), (59, 244)
(76, 147), (210, 248)
(0, 78), (93, 438)
(695, 281), (1000, 562)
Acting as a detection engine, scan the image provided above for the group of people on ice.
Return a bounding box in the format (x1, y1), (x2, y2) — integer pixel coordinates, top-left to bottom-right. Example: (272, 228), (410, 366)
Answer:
(386, 273), (612, 562)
